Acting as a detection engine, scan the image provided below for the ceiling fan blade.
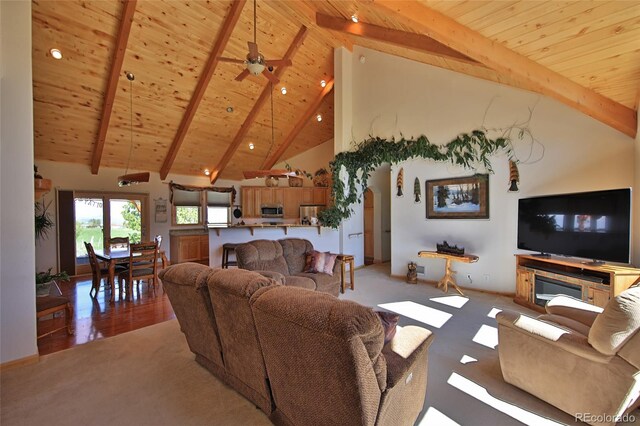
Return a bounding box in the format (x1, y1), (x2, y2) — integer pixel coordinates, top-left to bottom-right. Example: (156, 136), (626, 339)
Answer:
(248, 41), (259, 59)
(243, 169), (296, 179)
(262, 68), (280, 84)
(219, 57), (246, 64)
(235, 68), (251, 81)
(264, 59), (292, 67)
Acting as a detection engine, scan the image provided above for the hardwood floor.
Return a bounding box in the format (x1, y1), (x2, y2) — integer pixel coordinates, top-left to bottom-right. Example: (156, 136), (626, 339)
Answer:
(36, 274), (175, 356)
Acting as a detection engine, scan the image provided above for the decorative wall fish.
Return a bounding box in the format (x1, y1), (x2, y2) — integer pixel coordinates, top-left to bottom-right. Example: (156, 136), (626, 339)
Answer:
(414, 177), (421, 202)
(396, 168), (404, 196)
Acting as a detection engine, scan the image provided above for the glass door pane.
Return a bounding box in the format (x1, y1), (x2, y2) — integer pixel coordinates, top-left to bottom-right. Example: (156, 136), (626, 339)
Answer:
(75, 197), (105, 264)
(110, 199), (142, 246)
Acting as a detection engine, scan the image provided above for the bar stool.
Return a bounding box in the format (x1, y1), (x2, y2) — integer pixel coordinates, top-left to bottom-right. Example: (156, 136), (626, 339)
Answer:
(222, 243), (238, 269)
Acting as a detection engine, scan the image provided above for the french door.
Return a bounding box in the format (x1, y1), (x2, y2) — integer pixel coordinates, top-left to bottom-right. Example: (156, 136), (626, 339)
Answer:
(72, 192), (149, 275)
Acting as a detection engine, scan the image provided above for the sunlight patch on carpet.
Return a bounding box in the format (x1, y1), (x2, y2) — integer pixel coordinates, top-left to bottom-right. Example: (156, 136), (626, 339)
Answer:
(430, 295), (469, 309)
(460, 355), (477, 364)
(378, 301), (452, 328)
(447, 373), (563, 426)
(487, 308), (502, 318)
(419, 406), (461, 426)
(473, 324), (498, 349)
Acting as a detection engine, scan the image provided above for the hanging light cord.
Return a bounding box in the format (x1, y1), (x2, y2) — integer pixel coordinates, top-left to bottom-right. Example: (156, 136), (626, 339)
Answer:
(253, 0), (257, 44)
(124, 75), (134, 176)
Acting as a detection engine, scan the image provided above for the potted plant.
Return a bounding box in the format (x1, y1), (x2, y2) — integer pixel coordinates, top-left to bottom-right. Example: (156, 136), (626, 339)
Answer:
(35, 268), (70, 297)
(35, 201), (54, 241)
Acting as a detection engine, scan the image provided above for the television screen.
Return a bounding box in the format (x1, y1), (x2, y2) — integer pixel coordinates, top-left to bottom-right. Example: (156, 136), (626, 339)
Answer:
(517, 188), (631, 264)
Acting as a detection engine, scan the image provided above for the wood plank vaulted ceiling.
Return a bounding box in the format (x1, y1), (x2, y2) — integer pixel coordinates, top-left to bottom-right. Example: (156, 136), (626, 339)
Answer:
(33, 0), (640, 182)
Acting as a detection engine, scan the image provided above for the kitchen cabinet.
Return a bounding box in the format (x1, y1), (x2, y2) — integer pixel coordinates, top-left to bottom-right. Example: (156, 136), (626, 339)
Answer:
(241, 186), (329, 219)
(170, 234), (209, 265)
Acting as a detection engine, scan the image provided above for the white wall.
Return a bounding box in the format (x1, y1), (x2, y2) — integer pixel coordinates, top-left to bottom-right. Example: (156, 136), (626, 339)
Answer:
(0, 0), (39, 363)
(350, 46), (635, 293)
(35, 160), (240, 271)
(635, 103), (640, 267)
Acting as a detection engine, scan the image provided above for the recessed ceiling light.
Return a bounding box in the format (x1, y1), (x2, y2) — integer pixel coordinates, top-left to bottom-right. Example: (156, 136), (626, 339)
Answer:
(226, 106), (234, 113)
(320, 80), (326, 88)
(204, 169), (210, 176)
(50, 48), (63, 60)
(316, 114), (322, 122)
(281, 87), (287, 95)
(249, 143), (255, 150)
(351, 14), (358, 23)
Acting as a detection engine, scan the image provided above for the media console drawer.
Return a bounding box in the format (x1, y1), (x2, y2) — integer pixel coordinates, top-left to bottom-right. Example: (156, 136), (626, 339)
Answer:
(514, 254), (640, 311)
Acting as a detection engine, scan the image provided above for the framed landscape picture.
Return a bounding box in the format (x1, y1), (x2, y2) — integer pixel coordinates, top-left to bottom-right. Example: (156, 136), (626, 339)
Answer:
(426, 174), (489, 219)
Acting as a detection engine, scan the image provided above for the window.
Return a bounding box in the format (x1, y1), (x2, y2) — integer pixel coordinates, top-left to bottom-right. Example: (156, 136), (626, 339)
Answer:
(206, 190), (231, 227)
(172, 189), (202, 226)
(171, 188), (232, 227)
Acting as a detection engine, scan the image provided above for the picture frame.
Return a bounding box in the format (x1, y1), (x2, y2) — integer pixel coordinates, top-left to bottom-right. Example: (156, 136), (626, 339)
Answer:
(426, 174), (489, 219)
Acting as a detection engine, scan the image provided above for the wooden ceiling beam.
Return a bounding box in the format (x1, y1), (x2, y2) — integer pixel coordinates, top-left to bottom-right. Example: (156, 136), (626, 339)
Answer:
(91, 0), (137, 175)
(372, 1), (637, 138)
(262, 79), (334, 170)
(159, 0), (246, 180)
(316, 13), (479, 66)
(209, 25), (309, 184)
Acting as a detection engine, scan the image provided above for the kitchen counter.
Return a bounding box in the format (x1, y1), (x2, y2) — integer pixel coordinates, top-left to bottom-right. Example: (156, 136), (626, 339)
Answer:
(209, 224), (323, 236)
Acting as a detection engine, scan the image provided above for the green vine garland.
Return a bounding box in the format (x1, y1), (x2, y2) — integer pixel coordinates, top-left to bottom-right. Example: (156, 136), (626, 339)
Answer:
(318, 130), (512, 229)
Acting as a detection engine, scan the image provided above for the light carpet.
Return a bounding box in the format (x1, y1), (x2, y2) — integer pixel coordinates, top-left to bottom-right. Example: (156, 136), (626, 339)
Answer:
(2, 263), (638, 425)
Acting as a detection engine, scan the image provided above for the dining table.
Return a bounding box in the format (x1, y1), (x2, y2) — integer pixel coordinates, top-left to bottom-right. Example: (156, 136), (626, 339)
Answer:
(95, 249), (168, 302)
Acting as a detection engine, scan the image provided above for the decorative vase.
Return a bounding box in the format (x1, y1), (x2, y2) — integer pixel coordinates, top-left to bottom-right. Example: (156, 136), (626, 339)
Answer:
(288, 176), (303, 187)
(265, 176), (279, 187)
(36, 281), (53, 297)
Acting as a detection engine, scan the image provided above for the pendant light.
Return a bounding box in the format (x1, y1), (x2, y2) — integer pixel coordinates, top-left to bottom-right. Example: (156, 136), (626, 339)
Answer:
(118, 71), (150, 187)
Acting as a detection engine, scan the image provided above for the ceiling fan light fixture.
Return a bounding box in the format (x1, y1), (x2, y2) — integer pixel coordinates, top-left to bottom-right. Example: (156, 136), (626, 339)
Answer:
(247, 61), (266, 76)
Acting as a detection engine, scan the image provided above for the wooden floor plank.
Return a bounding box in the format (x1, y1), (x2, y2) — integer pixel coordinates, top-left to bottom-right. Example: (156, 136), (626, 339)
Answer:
(36, 274), (175, 356)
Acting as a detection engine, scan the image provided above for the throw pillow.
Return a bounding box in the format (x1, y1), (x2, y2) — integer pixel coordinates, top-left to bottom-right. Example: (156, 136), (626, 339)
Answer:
(304, 250), (326, 273)
(375, 310), (400, 344)
(322, 252), (337, 276)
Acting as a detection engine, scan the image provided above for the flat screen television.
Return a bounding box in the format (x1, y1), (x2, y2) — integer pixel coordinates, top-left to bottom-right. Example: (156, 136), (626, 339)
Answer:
(517, 188), (631, 264)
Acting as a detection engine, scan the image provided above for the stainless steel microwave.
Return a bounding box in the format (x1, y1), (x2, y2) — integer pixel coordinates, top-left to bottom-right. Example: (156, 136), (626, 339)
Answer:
(261, 204), (283, 218)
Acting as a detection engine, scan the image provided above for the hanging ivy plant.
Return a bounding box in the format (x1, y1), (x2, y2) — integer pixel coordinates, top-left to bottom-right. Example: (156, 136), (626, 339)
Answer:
(319, 130), (512, 229)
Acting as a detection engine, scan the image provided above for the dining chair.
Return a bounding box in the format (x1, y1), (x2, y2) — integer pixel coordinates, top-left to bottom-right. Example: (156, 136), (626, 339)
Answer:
(108, 236), (130, 253)
(118, 242), (158, 298)
(85, 241), (114, 298)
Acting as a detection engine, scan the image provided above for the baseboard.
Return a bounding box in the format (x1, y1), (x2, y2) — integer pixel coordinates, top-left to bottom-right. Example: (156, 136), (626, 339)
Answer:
(0, 353), (39, 372)
(390, 274), (515, 297)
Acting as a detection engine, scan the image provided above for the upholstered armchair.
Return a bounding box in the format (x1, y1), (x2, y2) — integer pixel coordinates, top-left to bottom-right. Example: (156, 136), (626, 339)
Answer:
(496, 285), (640, 426)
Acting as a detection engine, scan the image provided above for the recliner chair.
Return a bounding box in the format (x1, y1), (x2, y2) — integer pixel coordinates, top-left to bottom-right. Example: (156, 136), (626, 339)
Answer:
(496, 285), (640, 426)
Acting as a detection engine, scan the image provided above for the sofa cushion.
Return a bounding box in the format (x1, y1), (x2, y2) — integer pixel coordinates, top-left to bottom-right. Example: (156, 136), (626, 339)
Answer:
(284, 275), (316, 290)
(294, 272), (340, 296)
(588, 286), (640, 355)
(279, 238), (313, 275)
(303, 250), (337, 276)
(235, 240), (289, 276)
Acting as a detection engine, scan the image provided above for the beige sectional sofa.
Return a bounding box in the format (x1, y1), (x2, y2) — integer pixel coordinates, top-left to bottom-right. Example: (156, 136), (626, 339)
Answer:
(496, 285), (640, 426)
(234, 238), (342, 296)
(159, 262), (434, 426)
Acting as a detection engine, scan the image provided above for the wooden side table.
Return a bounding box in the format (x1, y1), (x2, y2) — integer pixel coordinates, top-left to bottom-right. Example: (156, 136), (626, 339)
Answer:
(418, 251), (479, 296)
(337, 255), (355, 294)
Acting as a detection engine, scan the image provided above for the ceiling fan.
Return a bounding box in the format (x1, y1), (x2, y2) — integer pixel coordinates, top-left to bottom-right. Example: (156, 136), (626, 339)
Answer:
(218, 0), (291, 84)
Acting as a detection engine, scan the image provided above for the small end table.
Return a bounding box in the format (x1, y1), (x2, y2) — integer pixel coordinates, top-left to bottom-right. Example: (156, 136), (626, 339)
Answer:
(418, 251), (479, 296)
(337, 254), (355, 294)
(36, 282), (74, 339)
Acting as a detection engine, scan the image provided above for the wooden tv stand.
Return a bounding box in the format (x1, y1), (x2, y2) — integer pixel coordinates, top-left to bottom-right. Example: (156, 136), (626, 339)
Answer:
(515, 254), (640, 312)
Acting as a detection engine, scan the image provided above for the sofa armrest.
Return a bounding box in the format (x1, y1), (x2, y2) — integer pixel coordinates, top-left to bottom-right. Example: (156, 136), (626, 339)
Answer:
(545, 295), (603, 327)
(383, 325), (434, 388)
(496, 310), (611, 364)
(254, 270), (286, 285)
